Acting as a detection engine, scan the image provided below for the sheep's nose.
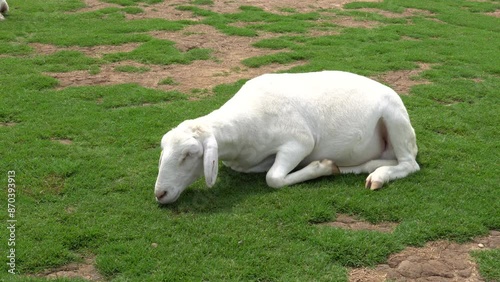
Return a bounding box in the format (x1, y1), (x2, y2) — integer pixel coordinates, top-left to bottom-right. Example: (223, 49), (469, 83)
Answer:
(155, 190), (167, 200)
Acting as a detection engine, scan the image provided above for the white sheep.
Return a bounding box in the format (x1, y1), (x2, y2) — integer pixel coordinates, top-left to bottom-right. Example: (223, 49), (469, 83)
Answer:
(0, 0), (8, 20)
(155, 71), (420, 204)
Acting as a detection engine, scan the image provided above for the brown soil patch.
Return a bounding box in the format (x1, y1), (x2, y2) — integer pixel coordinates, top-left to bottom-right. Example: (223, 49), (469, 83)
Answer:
(46, 24), (306, 94)
(0, 122), (18, 127)
(51, 138), (73, 145)
(30, 42), (141, 58)
(35, 256), (103, 281)
(319, 213), (398, 233)
(42, 174), (66, 194)
(71, 0), (122, 13)
(349, 231), (500, 282)
(48, 59), (305, 95)
(485, 9), (500, 18)
(373, 62), (433, 94)
(357, 8), (434, 18)
(126, 1), (203, 21)
(321, 214), (499, 282)
(330, 16), (381, 29)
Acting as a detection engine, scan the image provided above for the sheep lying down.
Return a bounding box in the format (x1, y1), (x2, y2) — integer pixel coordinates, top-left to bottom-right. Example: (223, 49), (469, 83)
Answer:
(155, 71), (419, 204)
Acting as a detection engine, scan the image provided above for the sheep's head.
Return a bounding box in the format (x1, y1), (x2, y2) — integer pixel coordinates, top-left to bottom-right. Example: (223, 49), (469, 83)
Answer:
(155, 122), (218, 204)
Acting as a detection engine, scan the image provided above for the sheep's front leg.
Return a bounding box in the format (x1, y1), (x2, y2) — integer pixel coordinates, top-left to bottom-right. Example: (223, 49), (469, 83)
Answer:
(266, 142), (337, 188)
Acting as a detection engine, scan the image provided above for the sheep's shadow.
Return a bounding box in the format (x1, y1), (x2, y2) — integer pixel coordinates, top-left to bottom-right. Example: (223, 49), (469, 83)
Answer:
(156, 164), (388, 214)
(158, 166), (275, 214)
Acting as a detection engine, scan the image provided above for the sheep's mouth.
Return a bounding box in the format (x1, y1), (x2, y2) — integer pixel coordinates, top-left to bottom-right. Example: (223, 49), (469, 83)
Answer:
(156, 190), (181, 205)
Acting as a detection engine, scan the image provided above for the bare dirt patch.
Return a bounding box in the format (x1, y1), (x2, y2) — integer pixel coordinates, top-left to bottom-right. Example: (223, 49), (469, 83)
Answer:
(71, 0), (122, 13)
(319, 213), (398, 233)
(127, 0), (203, 21)
(0, 122), (18, 127)
(330, 16), (381, 28)
(51, 138), (73, 145)
(485, 9), (500, 18)
(373, 62), (433, 94)
(30, 42), (141, 58)
(48, 58), (305, 95)
(322, 215), (499, 282)
(349, 231), (500, 282)
(357, 8), (435, 18)
(34, 256), (103, 281)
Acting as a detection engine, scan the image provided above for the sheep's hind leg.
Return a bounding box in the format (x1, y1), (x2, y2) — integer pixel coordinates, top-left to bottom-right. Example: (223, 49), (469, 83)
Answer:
(338, 159), (398, 175)
(363, 100), (420, 190)
(337, 160), (398, 190)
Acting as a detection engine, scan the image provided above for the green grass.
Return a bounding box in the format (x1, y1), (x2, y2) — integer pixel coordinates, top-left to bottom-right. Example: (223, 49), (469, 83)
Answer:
(472, 249), (500, 282)
(114, 65), (151, 73)
(191, 0), (214, 5)
(1, 0), (499, 281)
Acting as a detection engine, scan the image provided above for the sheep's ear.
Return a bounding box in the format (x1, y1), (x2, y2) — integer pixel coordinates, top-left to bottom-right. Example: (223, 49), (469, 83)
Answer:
(203, 136), (218, 188)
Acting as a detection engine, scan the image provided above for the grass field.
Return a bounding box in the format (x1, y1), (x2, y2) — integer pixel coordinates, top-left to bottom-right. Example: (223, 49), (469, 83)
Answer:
(1, 0), (499, 281)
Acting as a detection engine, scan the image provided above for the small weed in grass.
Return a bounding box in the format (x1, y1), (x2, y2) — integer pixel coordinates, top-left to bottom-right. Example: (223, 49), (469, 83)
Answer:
(279, 7), (297, 13)
(190, 88), (211, 98)
(121, 7), (144, 14)
(191, 0), (214, 5)
(158, 77), (179, 85)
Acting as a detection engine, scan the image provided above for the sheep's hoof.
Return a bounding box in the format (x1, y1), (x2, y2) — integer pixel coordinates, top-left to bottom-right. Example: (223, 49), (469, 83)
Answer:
(331, 163), (340, 175)
(365, 176), (383, 190)
(317, 159), (340, 176)
(369, 181), (383, 190)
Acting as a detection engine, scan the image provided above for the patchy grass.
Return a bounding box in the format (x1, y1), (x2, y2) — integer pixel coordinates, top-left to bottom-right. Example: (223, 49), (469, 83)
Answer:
(176, 5), (320, 36)
(104, 39), (212, 65)
(114, 65), (151, 73)
(191, 0), (214, 5)
(0, 0), (499, 281)
(158, 77), (179, 85)
(102, 0), (163, 6)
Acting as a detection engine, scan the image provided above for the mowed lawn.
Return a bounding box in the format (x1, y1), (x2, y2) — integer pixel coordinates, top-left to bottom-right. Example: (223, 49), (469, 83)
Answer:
(1, 0), (499, 281)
